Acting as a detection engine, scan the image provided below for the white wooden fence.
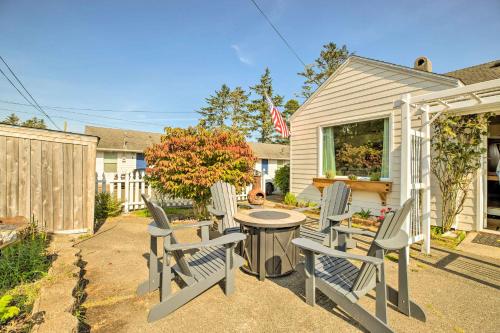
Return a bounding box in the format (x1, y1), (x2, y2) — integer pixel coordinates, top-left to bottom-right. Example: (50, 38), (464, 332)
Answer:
(95, 172), (250, 212)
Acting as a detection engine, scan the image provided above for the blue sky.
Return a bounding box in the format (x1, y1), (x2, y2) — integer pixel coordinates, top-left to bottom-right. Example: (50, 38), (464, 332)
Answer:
(1, 0), (499, 133)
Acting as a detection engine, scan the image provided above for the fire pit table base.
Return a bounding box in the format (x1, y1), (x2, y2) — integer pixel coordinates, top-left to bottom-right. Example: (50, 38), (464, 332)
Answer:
(234, 208), (307, 281)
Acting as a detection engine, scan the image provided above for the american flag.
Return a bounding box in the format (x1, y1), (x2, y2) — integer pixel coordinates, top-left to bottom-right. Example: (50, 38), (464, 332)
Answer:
(265, 94), (290, 138)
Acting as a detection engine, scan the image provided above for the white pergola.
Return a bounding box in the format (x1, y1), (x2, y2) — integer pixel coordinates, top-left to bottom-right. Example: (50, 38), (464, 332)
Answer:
(397, 78), (500, 254)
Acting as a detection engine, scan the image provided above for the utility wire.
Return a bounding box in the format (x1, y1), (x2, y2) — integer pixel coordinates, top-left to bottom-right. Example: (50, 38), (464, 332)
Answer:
(0, 108), (166, 129)
(0, 56), (61, 129)
(0, 106), (193, 126)
(0, 99), (191, 114)
(248, 0), (307, 67)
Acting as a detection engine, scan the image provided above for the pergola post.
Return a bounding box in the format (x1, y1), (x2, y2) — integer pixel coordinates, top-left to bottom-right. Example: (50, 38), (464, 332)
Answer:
(420, 105), (431, 254)
(400, 93), (412, 262)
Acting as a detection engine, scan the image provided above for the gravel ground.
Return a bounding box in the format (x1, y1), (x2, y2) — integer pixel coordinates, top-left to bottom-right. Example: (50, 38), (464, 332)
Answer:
(76, 215), (500, 333)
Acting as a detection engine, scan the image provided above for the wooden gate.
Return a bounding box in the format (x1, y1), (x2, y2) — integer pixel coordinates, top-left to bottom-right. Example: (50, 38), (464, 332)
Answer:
(0, 124), (98, 233)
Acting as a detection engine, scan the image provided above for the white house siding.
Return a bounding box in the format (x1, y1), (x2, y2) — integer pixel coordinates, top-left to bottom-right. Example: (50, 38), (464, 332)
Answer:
(290, 58), (478, 230)
(95, 151), (138, 177)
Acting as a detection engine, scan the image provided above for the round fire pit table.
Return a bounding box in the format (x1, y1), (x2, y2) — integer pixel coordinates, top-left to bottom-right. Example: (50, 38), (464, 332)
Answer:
(234, 208), (306, 281)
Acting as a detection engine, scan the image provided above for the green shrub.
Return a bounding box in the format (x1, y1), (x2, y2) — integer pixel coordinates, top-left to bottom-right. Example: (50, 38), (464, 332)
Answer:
(0, 226), (50, 294)
(274, 164), (290, 194)
(94, 192), (122, 222)
(283, 192), (297, 206)
(356, 208), (372, 219)
(0, 295), (20, 324)
(369, 172), (381, 181)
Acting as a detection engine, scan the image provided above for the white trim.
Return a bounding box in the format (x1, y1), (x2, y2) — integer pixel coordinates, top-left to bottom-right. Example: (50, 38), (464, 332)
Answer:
(317, 112), (394, 179)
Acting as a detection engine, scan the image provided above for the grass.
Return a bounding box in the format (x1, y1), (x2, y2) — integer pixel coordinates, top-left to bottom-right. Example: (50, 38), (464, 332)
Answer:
(132, 207), (195, 220)
(430, 226), (467, 249)
(0, 224), (51, 330)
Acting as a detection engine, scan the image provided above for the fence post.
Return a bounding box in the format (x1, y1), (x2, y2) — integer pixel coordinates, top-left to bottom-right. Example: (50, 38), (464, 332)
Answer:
(140, 171), (146, 208)
(124, 172), (129, 213)
(102, 173), (107, 193)
(421, 105), (431, 254)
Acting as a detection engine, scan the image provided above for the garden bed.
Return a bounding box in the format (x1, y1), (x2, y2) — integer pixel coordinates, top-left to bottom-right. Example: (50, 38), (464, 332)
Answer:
(0, 224), (51, 331)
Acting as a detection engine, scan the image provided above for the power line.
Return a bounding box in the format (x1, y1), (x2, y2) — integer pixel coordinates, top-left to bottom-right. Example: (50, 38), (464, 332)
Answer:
(0, 108), (166, 130)
(0, 99), (191, 114)
(248, 0), (307, 67)
(0, 56), (61, 129)
(0, 106), (194, 126)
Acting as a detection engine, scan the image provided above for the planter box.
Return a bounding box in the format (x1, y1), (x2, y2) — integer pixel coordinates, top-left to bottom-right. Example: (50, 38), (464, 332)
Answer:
(313, 178), (392, 206)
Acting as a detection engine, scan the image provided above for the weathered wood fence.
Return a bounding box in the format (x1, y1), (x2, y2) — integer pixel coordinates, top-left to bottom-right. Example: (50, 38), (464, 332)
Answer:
(0, 125), (98, 233)
(95, 172), (250, 212)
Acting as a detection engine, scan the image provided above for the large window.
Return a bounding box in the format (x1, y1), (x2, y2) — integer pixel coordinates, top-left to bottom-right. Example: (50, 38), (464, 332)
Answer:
(104, 152), (118, 173)
(322, 118), (389, 178)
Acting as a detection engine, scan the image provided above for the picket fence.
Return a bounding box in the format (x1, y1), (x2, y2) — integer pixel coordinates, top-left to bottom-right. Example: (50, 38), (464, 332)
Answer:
(95, 172), (249, 212)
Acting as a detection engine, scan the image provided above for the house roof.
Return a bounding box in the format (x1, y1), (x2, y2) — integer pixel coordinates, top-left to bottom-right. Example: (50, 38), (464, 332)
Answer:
(248, 142), (289, 160)
(445, 60), (500, 85)
(290, 55), (462, 122)
(85, 126), (162, 152)
(84, 125), (289, 159)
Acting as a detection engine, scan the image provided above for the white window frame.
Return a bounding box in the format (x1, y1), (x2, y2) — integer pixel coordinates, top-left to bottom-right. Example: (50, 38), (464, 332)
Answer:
(317, 111), (394, 181)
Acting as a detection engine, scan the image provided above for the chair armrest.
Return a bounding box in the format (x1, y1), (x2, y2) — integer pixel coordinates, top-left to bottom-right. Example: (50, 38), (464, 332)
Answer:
(332, 226), (376, 238)
(327, 212), (354, 222)
(374, 230), (408, 250)
(148, 222), (172, 237)
(164, 233), (246, 251)
(292, 237), (383, 266)
(207, 205), (226, 217)
(171, 220), (213, 230)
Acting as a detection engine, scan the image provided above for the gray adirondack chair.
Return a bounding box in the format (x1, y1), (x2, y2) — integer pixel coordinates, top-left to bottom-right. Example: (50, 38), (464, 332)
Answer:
(208, 181), (254, 234)
(138, 194), (246, 322)
(292, 199), (426, 333)
(299, 181), (354, 248)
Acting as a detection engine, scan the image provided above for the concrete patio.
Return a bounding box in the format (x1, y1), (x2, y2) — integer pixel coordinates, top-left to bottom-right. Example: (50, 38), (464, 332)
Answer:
(75, 215), (500, 333)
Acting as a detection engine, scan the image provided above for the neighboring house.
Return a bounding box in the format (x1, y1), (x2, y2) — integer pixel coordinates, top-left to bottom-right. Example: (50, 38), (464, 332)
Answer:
(290, 55), (500, 231)
(84, 126), (289, 194)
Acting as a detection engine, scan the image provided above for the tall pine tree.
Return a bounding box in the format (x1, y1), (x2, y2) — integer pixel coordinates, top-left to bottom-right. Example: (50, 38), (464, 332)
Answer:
(229, 86), (252, 138)
(298, 42), (352, 99)
(197, 84), (232, 128)
(248, 68), (283, 143)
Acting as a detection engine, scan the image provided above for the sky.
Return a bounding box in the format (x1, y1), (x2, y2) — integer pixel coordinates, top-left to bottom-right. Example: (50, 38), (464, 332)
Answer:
(0, 0), (499, 134)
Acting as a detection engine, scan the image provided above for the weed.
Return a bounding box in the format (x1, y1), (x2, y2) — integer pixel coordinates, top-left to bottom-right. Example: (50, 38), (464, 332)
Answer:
(356, 208), (372, 219)
(283, 192), (298, 207)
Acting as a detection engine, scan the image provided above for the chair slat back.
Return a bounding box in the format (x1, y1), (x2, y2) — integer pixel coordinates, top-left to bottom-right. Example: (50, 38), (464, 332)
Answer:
(210, 181), (238, 233)
(318, 182), (351, 231)
(352, 198), (413, 292)
(142, 194), (193, 278)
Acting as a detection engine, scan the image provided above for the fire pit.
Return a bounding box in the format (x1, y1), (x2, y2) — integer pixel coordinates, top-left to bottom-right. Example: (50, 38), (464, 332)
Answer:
(248, 170), (265, 205)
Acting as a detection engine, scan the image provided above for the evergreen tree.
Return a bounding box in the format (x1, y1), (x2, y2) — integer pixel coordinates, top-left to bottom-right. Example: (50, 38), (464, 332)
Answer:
(248, 68), (283, 143)
(229, 86), (252, 138)
(22, 117), (46, 129)
(283, 99), (300, 120)
(1, 113), (20, 126)
(197, 84), (232, 128)
(298, 42), (352, 98)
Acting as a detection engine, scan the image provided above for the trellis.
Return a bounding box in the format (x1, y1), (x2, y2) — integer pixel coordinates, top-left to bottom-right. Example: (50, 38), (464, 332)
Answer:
(398, 78), (500, 254)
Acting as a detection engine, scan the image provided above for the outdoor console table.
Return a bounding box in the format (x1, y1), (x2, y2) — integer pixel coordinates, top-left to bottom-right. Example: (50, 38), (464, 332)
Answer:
(234, 208), (306, 281)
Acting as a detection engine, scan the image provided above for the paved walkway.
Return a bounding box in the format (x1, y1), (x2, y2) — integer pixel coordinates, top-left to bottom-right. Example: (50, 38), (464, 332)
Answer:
(76, 215), (500, 333)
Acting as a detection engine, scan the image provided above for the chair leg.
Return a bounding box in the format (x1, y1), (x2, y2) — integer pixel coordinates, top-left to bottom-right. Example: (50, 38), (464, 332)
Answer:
(397, 246), (411, 316)
(303, 250), (316, 306)
(137, 236), (160, 296)
(161, 247), (172, 302)
(375, 249), (388, 324)
(224, 244), (235, 295)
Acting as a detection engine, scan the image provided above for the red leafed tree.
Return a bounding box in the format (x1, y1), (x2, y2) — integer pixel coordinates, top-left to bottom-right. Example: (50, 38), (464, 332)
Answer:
(145, 126), (256, 215)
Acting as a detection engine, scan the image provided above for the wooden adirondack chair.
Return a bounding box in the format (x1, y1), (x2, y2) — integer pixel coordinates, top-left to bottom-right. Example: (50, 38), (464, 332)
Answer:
(138, 194), (246, 322)
(208, 181), (254, 234)
(299, 181), (354, 248)
(292, 199), (426, 333)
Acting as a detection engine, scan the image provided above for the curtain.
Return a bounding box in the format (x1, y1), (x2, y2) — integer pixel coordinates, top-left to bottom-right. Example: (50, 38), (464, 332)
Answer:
(322, 127), (336, 175)
(381, 118), (390, 178)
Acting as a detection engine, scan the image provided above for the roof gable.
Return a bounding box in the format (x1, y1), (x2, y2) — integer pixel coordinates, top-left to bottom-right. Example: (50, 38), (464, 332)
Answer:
(290, 55), (462, 122)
